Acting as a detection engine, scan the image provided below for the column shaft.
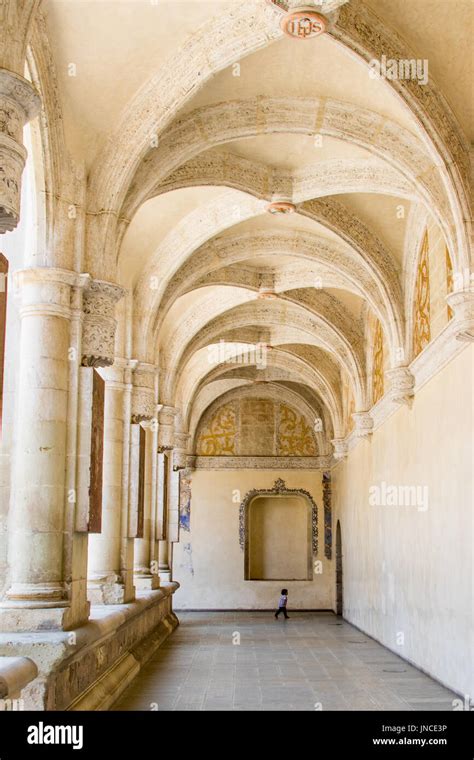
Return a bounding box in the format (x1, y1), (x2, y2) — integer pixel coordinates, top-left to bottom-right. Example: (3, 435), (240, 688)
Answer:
(0, 269), (77, 630)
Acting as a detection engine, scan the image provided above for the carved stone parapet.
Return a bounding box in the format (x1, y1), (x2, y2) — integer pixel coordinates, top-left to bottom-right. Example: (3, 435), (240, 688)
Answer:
(446, 289), (474, 342)
(157, 405), (178, 452)
(81, 279), (125, 367)
(173, 432), (190, 471)
(331, 437), (348, 459)
(385, 366), (415, 406)
(0, 69), (41, 233)
(131, 362), (157, 422)
(352, 411), (373, 438)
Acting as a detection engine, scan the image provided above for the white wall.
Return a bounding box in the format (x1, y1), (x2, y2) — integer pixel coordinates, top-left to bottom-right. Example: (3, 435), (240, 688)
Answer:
(173, 469), (332, 610)
(332, 345), (473, 697)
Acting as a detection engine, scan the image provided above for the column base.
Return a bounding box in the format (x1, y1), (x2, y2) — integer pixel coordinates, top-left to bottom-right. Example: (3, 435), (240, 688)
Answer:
(159, 568), (172, 583)
(134, 574), (160, 591)
(87, 574), (126, 605)
(0, 600), (71, 632)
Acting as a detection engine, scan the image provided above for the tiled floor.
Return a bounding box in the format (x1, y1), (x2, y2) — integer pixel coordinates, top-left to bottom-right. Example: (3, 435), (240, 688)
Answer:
(113, 611), (458, 711)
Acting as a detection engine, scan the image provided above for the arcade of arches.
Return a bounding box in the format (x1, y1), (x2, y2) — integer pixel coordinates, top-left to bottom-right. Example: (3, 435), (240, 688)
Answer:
(0, 0), (472, 711)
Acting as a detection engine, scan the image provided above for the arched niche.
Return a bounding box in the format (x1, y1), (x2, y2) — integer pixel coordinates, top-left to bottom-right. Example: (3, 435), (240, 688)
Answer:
(239, 479), (318, 581)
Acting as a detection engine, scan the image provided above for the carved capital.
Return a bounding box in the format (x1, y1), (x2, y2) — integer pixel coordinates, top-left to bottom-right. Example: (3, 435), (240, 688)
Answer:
(173, 432), (191, 471)
(385, 366), (415, 406)
(331, 437), (348, 459)
(0, 69), (41, 233)
(81, 279), (125, 367)
(157, 405), (178, 451)
(131, 362), (157, 422)
(352, 411), (373, 438)
(446, 289), (474, 342)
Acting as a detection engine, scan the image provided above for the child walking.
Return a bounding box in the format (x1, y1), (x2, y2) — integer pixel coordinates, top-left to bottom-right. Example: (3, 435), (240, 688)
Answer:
(274, 588), (290, 619)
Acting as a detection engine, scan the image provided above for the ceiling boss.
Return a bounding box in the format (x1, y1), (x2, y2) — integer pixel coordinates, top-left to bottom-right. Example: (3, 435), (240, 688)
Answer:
(277, 6), (328, 39)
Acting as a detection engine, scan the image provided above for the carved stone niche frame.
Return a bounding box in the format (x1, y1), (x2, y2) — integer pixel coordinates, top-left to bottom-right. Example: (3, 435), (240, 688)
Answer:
(239, 478), (318, 580)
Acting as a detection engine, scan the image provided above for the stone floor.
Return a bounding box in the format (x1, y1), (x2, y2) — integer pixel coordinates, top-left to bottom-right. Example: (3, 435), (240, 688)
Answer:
(113, 611), (458, 711)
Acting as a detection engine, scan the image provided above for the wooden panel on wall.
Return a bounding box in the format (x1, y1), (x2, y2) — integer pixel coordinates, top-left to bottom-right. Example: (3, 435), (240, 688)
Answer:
(136, 425), (146, 539)
(162, 452), (169, 541)
(0, 254), (8, 433)
(88, 369), (105, 533)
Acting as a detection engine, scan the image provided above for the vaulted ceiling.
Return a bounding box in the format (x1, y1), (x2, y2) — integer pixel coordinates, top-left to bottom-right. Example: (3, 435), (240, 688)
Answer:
(40, 0), (472, 453)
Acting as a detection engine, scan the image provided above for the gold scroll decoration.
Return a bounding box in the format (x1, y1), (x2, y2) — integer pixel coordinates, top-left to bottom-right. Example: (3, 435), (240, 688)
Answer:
(196, 402), (237, 455)
(277, 403), (317, 456)
(372, 319), (384, 405)
(413, 229), (431, 357)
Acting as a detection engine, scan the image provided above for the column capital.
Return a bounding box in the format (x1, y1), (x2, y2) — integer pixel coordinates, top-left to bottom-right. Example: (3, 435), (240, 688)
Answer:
(13, 266), (84, 288)
(81, 278), (125, 368)
(157, 405), (178, 452)
(13, 267), (84, 319)
(331, 437), (348, 460)
(131, 361), (157, 423)
(352, 411), (374, 438)
(385, 366), (415, 406)
(173, 432), (191, 471)
(446, 288), (474, 342)
(0, 69), (41, 233)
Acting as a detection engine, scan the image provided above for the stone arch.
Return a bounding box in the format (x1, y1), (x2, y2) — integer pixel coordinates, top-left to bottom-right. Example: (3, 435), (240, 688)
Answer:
(188, 369), (337, 449)
(194, 391), (319, 458)
(134, 200), (404, 360)
(148, 152), (418, 207)
(160, 296), (366, 411)
(123, 97), (447, 243)
(136, 227), (402, 366)
(86, 2), (470, 278)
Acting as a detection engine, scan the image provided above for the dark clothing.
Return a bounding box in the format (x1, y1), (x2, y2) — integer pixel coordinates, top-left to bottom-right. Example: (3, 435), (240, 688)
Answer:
(275, 607), (289, 619)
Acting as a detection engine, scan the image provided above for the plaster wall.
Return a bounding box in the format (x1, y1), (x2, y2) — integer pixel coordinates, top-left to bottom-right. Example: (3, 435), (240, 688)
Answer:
(173, 469), (331, 610)
(332, 345), (473, 696)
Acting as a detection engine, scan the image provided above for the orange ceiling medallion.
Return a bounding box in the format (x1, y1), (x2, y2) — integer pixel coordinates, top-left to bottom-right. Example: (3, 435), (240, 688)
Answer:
(266, 201), (296, 215)
(257, 288), (278, 300)
(280, 8), (328, 39)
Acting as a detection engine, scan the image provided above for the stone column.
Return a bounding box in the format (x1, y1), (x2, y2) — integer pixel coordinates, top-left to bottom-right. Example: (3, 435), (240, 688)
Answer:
(131, 364), (160, 591)
(157, 406), (177, 582)
(78, 278), (128, 606)
(0, 269), (77, 630)
(0, 69), (40, 233)
(167, 432), (190, 553)
(158, 540), (171, 583)
(149, 406), (161, 584)
(133, 423), (160, 591)
(167, 466), (180, 545)
(87, 364), (128, 604)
